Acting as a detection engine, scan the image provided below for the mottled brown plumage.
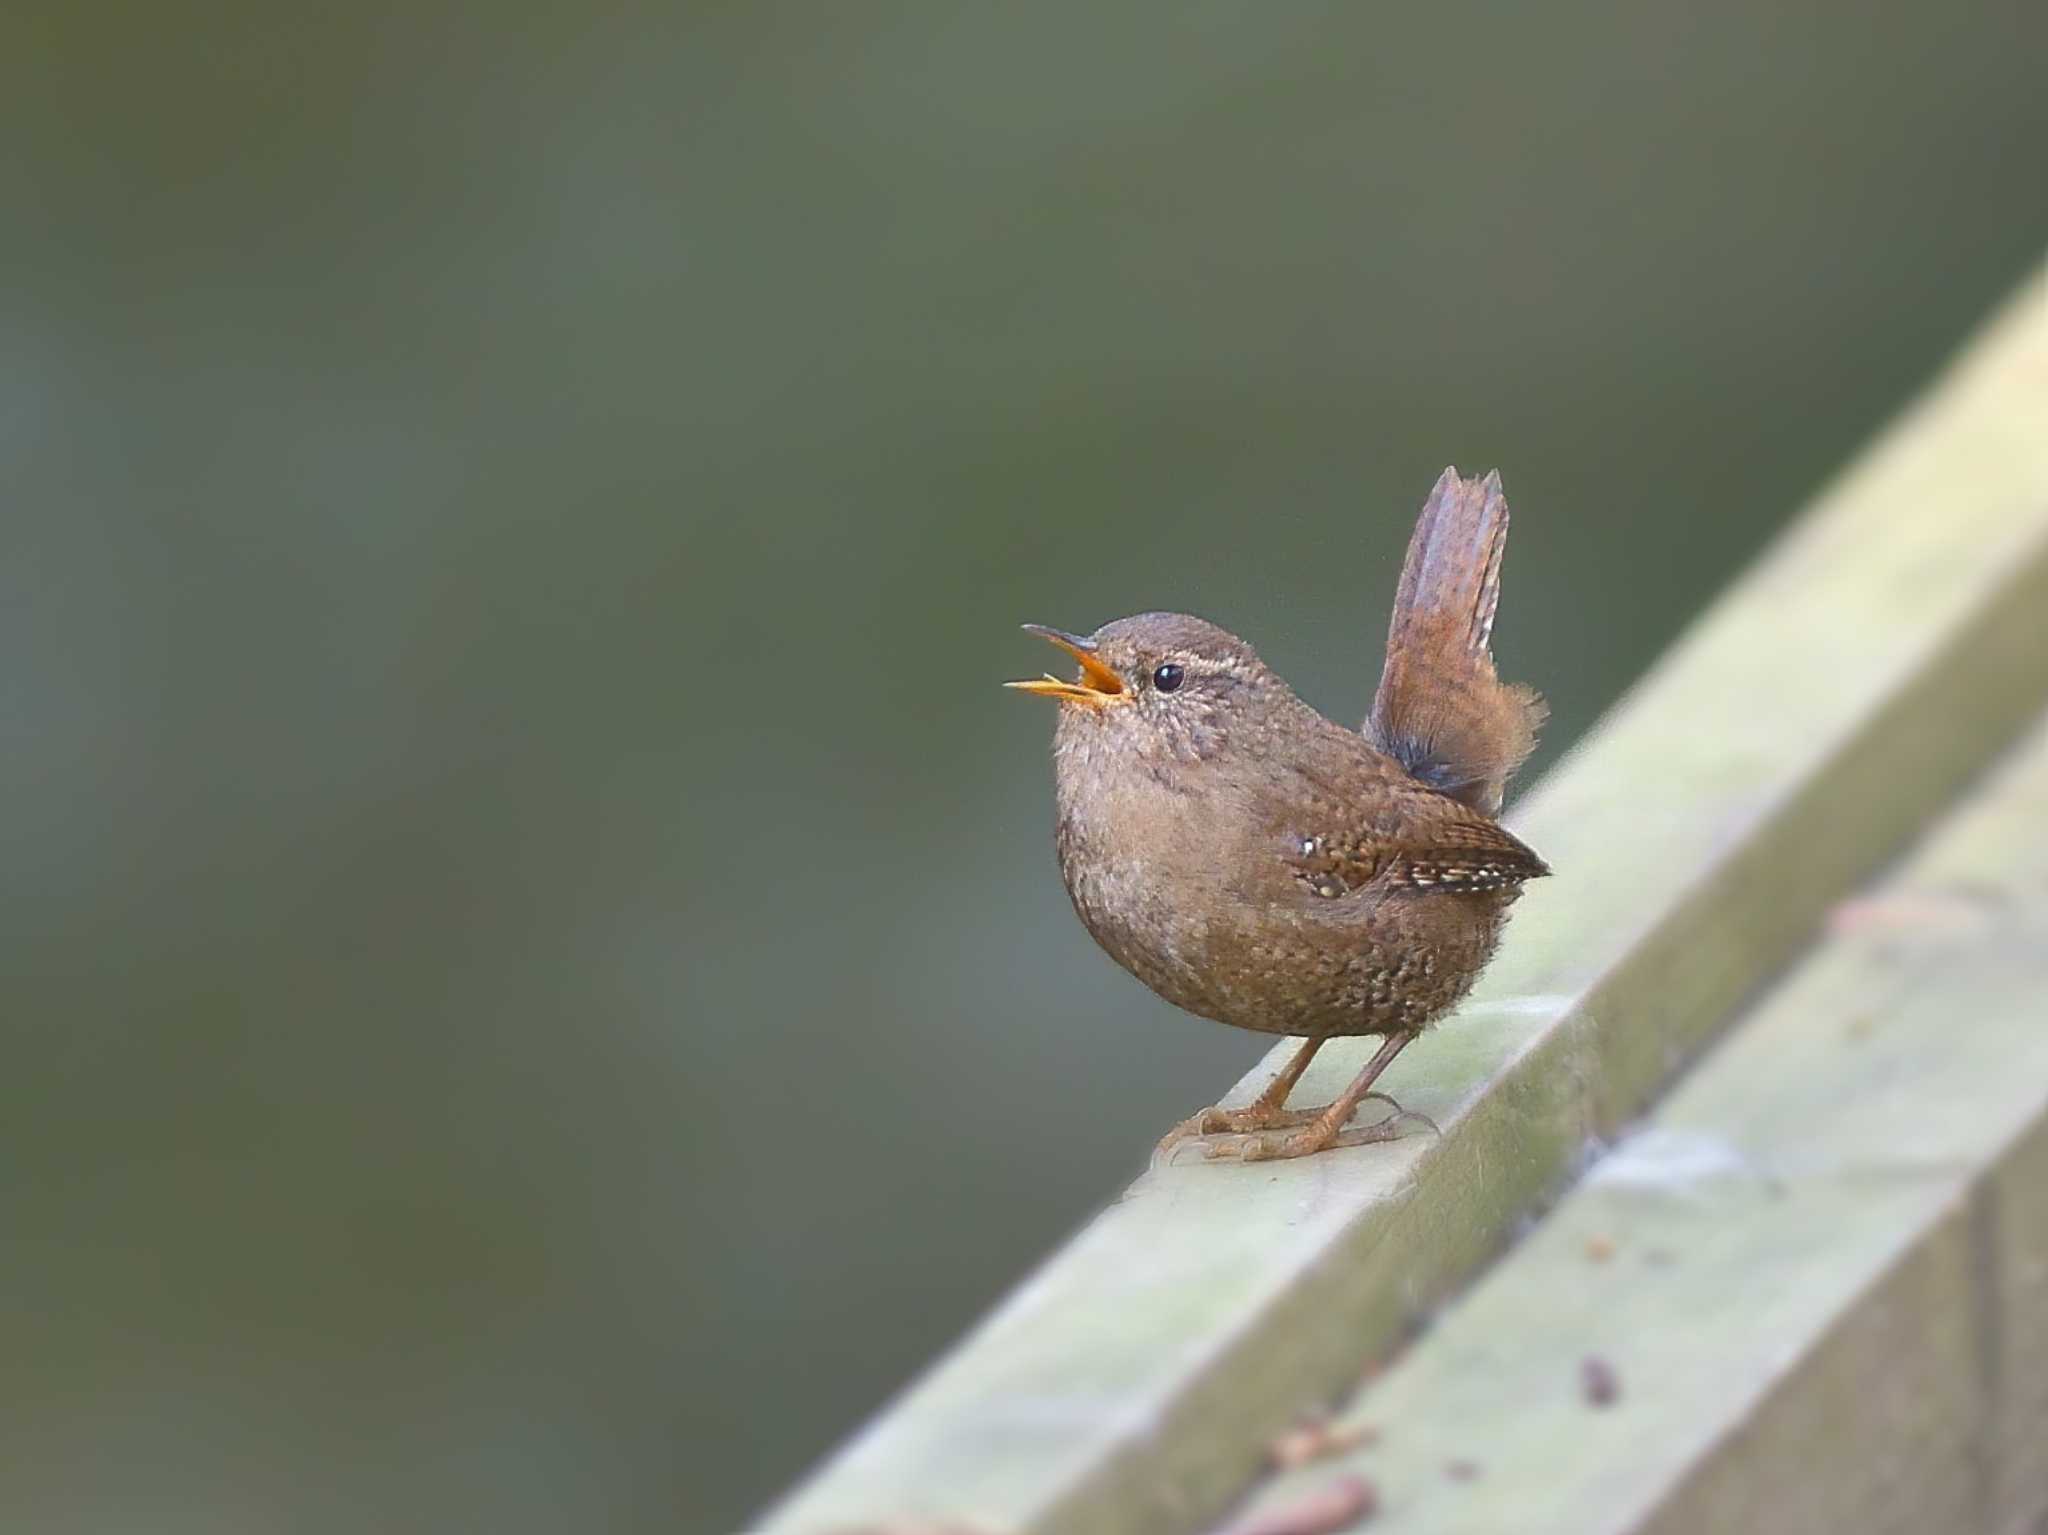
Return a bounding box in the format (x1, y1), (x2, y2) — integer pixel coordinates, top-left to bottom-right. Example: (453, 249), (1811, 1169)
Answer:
(1008, 468), (1548, 1161)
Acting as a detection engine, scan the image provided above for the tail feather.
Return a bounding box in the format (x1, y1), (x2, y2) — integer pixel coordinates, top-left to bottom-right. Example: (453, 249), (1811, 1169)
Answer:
(1367, 467), (1546, 816)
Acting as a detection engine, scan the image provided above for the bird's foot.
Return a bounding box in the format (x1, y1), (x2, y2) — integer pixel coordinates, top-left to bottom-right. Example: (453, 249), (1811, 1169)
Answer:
(1155, 1102), (1320, 1158)
(1188, 1095), (1441, 1164)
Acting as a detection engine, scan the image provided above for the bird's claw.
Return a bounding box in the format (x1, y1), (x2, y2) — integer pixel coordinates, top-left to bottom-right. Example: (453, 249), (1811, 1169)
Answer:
(1184, 1100), (1439, 1163)
(1358, 1093), (1442, 1138)
(1154, 1103), (1321, 1159)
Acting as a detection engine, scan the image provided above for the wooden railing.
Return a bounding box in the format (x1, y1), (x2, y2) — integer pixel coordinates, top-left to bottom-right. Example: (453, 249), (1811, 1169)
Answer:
(757, 260), (2048, 1535)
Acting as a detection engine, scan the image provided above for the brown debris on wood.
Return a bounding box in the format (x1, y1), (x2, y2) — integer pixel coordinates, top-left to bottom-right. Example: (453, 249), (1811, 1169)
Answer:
(1581, 1355), (1621, 1407)
(1269, 1409), (1380, 1469)
(1217, 1474), (1378, 1535)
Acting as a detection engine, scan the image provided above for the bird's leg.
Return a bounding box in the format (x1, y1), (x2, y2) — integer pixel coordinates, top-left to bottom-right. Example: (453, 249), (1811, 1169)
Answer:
(1154, 1038), (1327, 1157)
(1205, 1032), (1428, 1162)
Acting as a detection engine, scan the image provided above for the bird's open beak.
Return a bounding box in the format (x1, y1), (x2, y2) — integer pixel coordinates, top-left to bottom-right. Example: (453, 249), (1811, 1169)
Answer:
(1006, 625), (1126, 707)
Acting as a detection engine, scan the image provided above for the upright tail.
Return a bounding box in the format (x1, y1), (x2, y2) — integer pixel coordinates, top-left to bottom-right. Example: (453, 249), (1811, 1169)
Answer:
(1367, 467), (1547, 817)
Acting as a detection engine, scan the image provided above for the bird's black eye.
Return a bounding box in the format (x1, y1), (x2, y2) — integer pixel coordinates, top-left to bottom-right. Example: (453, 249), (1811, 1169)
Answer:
(1151, 663), (1185, 693)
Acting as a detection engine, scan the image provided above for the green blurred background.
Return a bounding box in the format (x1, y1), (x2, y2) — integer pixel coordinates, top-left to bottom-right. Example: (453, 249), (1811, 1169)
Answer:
(5, 3), (2044, 1531)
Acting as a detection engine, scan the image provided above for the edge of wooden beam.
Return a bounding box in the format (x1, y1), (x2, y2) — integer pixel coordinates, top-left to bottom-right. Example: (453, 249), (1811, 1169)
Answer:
(1218, 705), (2048, 1535)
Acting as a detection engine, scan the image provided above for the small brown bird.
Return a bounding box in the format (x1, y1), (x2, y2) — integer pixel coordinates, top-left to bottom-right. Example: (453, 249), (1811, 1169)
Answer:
(1008, 468), (1548, 1161)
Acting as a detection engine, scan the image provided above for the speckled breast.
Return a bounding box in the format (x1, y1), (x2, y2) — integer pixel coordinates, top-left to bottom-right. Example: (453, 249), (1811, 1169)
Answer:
(1055, 815), (1518, 1040)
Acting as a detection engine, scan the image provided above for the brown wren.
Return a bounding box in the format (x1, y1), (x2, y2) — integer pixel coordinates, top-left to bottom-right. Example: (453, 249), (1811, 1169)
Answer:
(1008, 468), (1548, 1161)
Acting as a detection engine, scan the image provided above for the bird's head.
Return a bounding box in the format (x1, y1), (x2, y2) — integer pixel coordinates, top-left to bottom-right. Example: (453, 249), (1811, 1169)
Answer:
(1007, 612), (1288, 761)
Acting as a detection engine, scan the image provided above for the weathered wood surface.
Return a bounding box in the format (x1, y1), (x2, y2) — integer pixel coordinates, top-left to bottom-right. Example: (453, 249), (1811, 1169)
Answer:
(1221, 703), (2048, 1535)
(755, 262), (2048, 1535)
